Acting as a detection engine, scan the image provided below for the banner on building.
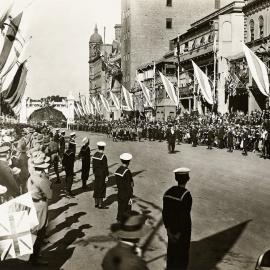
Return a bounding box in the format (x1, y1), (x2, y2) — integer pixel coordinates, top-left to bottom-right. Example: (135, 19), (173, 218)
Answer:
(137, 79), (153, 108)
(122, 86), (134, 111)
(192, 61), (214, 105)
(109, 91), (120, 111)
(243, 43), (269, 97)
(159, 71), (179, 106)
(99, 94), (111, 113)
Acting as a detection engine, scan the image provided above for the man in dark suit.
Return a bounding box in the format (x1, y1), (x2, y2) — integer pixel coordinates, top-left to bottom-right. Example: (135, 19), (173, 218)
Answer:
(162, 168), (193, 270)
(207, 126), (215, 150)
(102, 212), (150, 270)
(114, 153), (134, 224)
(166, 125), (176, 153)
(92, 141), (109, 208)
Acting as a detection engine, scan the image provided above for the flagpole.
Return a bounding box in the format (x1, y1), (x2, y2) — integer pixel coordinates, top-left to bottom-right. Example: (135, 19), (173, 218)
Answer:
(213, 31), (217, 111)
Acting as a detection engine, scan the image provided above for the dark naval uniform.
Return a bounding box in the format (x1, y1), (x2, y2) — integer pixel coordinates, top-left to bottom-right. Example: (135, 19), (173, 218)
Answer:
(102, 242), (149, 270)
(78, 144), (91, 188)
(92, 152), (109, 199)
(62, 148), (75, 195)
(114, 166), (134, 223)
(162, 186), (192, 270)
(166, 128), (176, 153)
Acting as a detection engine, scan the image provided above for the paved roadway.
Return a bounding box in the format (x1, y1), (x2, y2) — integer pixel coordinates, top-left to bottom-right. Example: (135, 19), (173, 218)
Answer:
(2, 130), (270, 270)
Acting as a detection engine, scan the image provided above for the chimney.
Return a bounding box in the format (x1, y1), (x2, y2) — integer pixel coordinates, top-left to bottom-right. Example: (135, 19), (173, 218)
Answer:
(215, 0), (221, 9)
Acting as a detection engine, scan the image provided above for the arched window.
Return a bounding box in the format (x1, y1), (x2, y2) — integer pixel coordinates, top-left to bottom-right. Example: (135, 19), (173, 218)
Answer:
(259, 16), (264, 38)
(222, 21), (232, 41)
(250, 19), (255, 41)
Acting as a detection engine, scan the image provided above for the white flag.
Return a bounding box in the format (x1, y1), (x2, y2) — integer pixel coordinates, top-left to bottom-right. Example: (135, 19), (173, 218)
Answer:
(137, 79), (153, 108)
(159, 72), (178, 106)
(99, 94), (111, 113)
(192, 61), (214, 105)
(122, 86), (134, 111)
(243, 43), (269, 97)
(110, 91), (120, 111)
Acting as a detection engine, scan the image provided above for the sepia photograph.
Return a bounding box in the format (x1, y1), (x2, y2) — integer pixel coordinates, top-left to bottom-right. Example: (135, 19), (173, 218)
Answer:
(0, 0), (270, 269)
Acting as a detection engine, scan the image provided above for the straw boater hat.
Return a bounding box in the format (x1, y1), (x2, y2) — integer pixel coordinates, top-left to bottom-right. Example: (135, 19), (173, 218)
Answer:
(33, 156), (50, 170)
(111, 213), (150, 240)
(36, 134), (44, 143)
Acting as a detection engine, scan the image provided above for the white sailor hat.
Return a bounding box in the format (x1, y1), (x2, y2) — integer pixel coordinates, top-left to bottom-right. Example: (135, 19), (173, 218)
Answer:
(120, 153), (133, 161)
(173, 167), (190, 175)
(0, 184), (7, 195)
(82, 137), (89, 145)
(97, 141), (106, 147)
(55, 128), (60, 131)
(70, 132), (76, 137)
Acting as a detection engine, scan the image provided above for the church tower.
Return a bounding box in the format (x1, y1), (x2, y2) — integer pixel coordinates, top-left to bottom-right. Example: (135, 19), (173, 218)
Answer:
(89, 25), (103, 96)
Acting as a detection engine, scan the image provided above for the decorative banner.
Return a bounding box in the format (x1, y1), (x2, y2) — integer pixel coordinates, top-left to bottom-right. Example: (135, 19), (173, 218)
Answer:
(192, 61), (214, 105)
(10, 81), (27, 109)
(0, 2), (13, 30)
(137, 79), (153, 108)
(243, 43), (269, 97)
(88, 99), (94, 115)
(75, 102), (84, 117)
(85, 98), (92, 115)
(73, 102), (80, 117)
(159, 71), (179, 106)
(109, 91), (120, 111)
(0, 13), (23, 73)
(79, 95), (88, 116)
(92, 96), (101, 114)
(122, 86), (134, 111)
(99, 94), (111, 113)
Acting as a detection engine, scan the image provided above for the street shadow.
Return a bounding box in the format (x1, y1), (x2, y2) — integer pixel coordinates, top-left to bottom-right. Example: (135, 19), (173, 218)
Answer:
(48, 202), (77, 221)
(47, 212), (87, 238)
(189, 220), (252, 270)
(75, 234), (114, 247)
(103, 193), (117, 207)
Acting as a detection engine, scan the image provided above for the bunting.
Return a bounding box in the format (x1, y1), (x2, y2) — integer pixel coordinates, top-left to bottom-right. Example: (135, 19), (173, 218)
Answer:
(137, 79), (153, 108)
(109, 91), (120, 111)
(0, 13), (23, 73)
(159, 71), (179, 106)
(243, 43), (269, 97)
(99, 94), (111, 113)
(192, 61), (214, 105)
(92, 97), (101, 114)
(122, 86), (134, 111)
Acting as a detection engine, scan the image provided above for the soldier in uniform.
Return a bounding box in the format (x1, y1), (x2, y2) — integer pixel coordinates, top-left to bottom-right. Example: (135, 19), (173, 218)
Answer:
(102, 211), (150, 270)
(92, 141), (109, 208)
(62, 141), (76, 197)
(59, 130), (66, 159)
(162, 168), (192, 270)
(28, 157), (52, 265)
(48, 135), (60, 183)
(78, 137), (91, 189)
(69, 132), (76, 154)
(114, 153), (134, 223)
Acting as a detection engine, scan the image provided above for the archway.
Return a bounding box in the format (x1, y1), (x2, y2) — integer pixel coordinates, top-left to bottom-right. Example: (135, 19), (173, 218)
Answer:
(28, 106), (67, 127)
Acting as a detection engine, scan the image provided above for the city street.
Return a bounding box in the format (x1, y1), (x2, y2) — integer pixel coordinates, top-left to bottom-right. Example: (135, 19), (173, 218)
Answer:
(2, 130), (270, 270)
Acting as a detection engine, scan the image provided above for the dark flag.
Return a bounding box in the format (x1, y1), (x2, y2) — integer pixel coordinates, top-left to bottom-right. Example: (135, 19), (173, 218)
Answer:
(0, 13), (23, 72)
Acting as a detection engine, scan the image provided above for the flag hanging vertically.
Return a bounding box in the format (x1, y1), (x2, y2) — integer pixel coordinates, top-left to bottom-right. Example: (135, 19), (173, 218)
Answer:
(99, 94), (111, 113)
(79, 94), (88, 116)
(92, 97), (101, 114)
(137, 79), (153, 108)
(122, 86), (134, 111)
(243, 43), (269, 97)
(0, 1), (13, 30)
(0, 13), (23, 73)
(159, 71), (179, 106)
(87, 98), (94, 115)
(192, 61), (214, 105)
(109, 91), (120, 111)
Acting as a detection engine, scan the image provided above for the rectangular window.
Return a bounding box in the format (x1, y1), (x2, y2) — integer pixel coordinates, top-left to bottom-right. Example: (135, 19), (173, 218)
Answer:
(166, 18), (172, 29)
(166, 0), (172, 6)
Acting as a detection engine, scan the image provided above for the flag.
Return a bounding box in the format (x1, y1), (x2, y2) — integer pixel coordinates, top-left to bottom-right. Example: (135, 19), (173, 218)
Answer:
(122, 86), (134, 111)
(159, 71), (179, 106)
(92, 97), (101, 114)
(79, 95), (88, 116)
(243, 43), (269, 97)
(0, 13), (23, 73)
(73, 103), (79, 117)
(109, 91), (120, 111)
(99, 94), (111, 113)
(192, 61), (214, 105)
(75, 102), (84, 117)
(84, 98), (91, 115)
(137, 79), (153, 108)
(87, 99), (94, 115)
(0, 1), (13, 30)
(10, 81), (27, 109)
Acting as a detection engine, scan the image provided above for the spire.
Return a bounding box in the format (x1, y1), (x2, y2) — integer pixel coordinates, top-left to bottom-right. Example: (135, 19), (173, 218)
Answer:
(95, 24), (98, 33)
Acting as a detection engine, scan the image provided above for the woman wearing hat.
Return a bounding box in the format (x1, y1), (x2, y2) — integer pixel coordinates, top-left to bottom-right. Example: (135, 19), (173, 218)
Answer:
(92, 141), (109, 208)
